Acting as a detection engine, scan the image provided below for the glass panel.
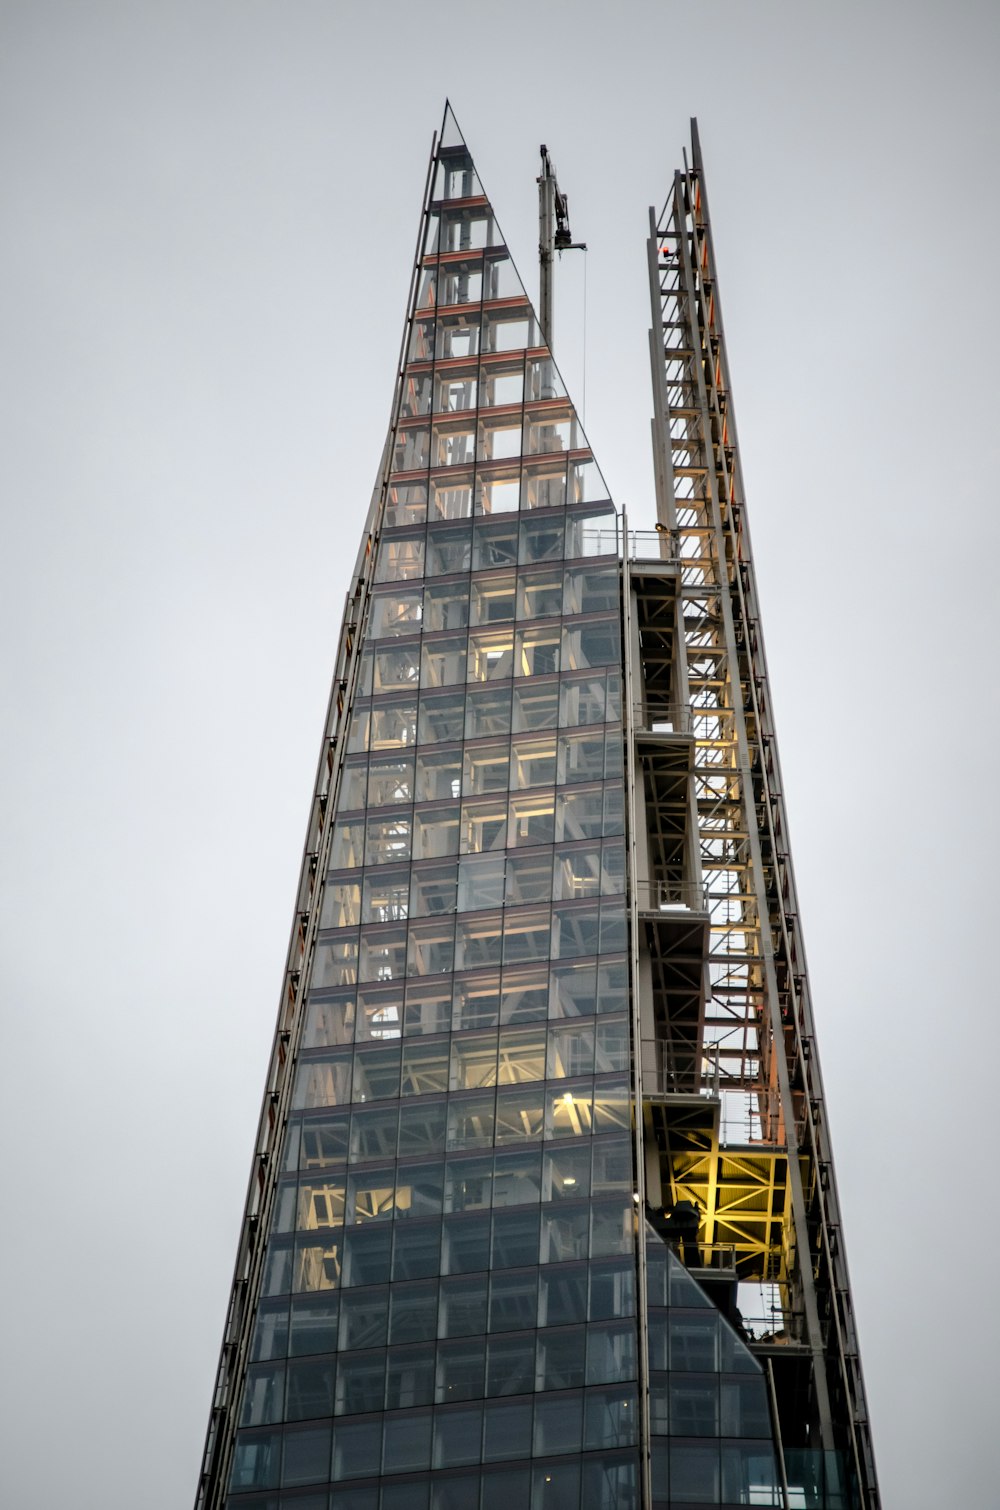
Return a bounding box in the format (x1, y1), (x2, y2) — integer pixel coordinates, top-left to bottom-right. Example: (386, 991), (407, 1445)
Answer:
(524, 402), (577, 456)
(425, 578), (472, 630)
(432, 413), (480, 465)
(403, 980), (453, 1038)
(586, 1320), (637, 1384)
(455, 912), (503, 971)
(460, 798), (507, 854)
(389, 1281), (439, 1344)
(435, 362), (478, 413)
(463, 742), (510, 794)
(288, 1294), (338, 1357)
(533, 1387), (583, 1449)
(435, 1336), (486, 1401)
(521, 455), (566, 512)
(488, 1268), (538, 1332)
(469, 572), (515, 625)
(539, 1264), (588, 1326)
(557, 731), (605, 786)
(382, 1408), (432, 1470)
(396, 369), (430, 421)
(251, 1300), (290, 1362)
(519, 516), (564, 565)
(391, 1221), (442, 1281)
(531, 1459), (580, 1510)
(482, 1396), (532, 1461)
(365, 815), (412, 867)
(376, 535), (426, 583)
(500, 964), (549, 1023)
(400, 1041), (449, 1096)
(451, 1031), (498, 1090)
(300, 1113), (350, 1171)
(422, 635), (468, 688)
(331, 1417), (382, 1480)
(413, 803), (461, 859)
(338, 761), (368, 812)
(478, 351), (524, 404)
(398, 1098), (448, 1156)
(670, 1443), (720, 1505)
(438, 254), (484, 305)
(457, 853), (506, 910)
(512, 680), (558, 732)
(473, 518), (519, 571)
(392, 423), (429, 473)
(478, 413), (522, 463)
(395, 1162), (445, 1221)
(426, 522), (472, 576)
(369, 588), (423, 638)
(485, 1334), (535, 1397)
(545, 1081), (594, 1140)
(416, 747), (463, 803)
(465, 683), (512, 739)
(476, 465), (522, 516)
(302, 993), (356, 1048)
(358, 927), (407, 984)
(447, 1091), (496, 1150)
(404, 915), (455, 978)
(517, 567), (563, 619)
(436, 311), (481, 361)
(433, 1402), (484, 1468)
(563, 563), (619, 615)
(508, 791), (555, 847)
(281, 1423), (332, 1487)
(467, 627), (514, 681)
(418, 691), (466, 745)
(439, 1274), (489, 1338)
(495, 1084), (544, 1143)
(482, 303), (535, 354)
(240, 1362), (285, 1426)
(430, 469), (475, 523)
(504, 853), (552, 906)
(285, 1359), (336, 1425)
(453, 973), (501, 1031)
(369, 698), (418, 751)
(565, 499), (615, 550)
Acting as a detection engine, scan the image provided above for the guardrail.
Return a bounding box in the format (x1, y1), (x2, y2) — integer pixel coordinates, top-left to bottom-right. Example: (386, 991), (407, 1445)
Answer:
(635, 877), (707, 912)
(632, 700), (692, 735)
(626, 526), (678, 560)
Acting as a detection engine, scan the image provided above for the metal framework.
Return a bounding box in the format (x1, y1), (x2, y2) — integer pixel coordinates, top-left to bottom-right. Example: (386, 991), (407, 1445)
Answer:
(636, 120), (879, 1506)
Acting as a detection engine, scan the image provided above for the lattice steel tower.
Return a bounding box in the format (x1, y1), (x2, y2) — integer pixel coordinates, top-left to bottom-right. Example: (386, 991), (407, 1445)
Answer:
(196, 107), (879, 1510)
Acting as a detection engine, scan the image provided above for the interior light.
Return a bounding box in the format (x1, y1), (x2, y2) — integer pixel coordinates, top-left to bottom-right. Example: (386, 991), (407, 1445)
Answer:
(562, 1092), (574, 1104)
(563, 1176), (576, 1188)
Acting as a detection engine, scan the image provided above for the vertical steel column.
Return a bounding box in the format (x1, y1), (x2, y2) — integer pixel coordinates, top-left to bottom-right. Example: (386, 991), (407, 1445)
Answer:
(538, 146), (556, 350)
(646, 123), (881, 1506)
(621, 507), (654, 1510)
(671, 166), (835, 1450)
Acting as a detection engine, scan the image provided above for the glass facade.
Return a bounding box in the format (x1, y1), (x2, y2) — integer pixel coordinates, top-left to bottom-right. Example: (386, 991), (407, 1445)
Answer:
(225, 112), (638, 1510)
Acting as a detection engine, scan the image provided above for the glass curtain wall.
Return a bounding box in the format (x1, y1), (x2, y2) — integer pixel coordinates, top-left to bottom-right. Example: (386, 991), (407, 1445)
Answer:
(225, 110), (638, 1510)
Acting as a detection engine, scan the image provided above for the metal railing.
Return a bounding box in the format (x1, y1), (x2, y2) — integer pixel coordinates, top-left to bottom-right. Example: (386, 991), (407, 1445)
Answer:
(625, 526), (678, 561)
(635, 877), (707, 912)
(632, 700), (692, 735)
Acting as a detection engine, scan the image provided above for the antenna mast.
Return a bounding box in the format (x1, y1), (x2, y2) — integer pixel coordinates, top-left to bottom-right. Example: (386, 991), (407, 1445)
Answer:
(537, 144), (586, 351)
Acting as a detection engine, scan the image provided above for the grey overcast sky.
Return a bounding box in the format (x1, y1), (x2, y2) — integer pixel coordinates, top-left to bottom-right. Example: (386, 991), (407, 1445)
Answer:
(2, 2), (997, 1506)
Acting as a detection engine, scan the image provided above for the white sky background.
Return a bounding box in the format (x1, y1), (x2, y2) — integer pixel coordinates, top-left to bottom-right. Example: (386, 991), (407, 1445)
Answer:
(1, 1), (997, 1505)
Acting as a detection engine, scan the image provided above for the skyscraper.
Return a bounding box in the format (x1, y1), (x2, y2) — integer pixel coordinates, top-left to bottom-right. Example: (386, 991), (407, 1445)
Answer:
(196, 106), (879, 1510)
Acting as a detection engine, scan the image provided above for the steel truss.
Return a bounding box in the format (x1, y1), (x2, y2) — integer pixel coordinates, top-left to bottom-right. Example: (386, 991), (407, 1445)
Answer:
(643, 122), (879, 1506)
